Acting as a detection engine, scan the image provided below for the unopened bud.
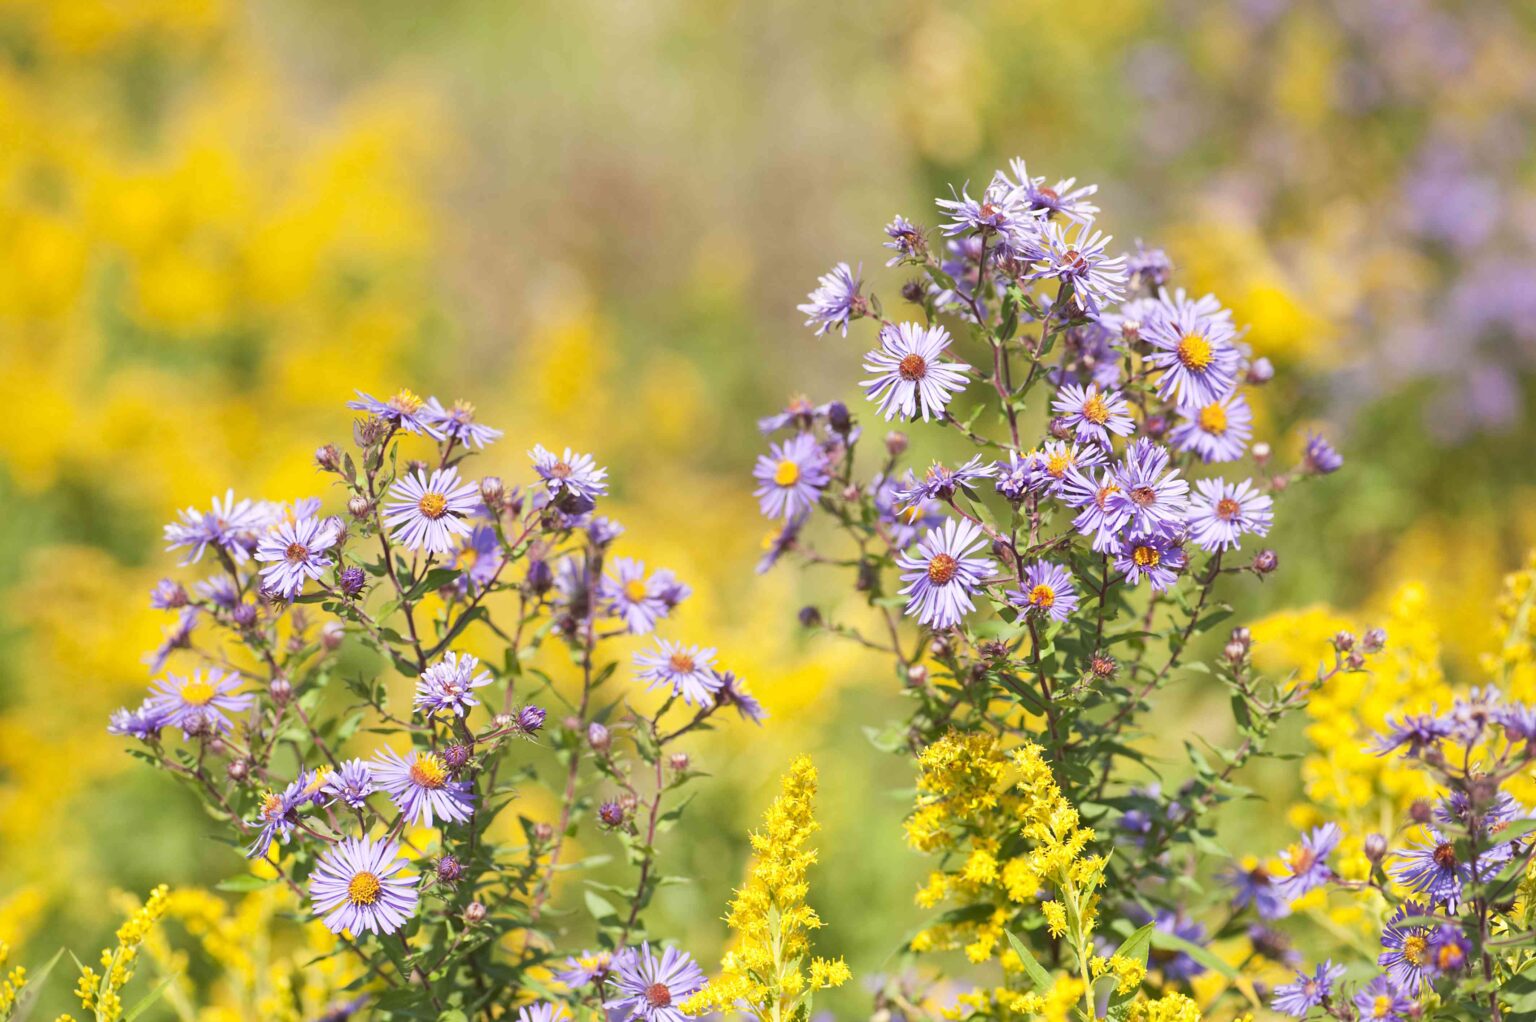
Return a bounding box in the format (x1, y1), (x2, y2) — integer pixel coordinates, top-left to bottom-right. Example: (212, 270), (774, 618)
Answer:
(1049, 416), (1073, 440)
(1252, 549), (1278, 575)
(443, 743), (473, 771)
(1143, 415), (1168, 439)
(1346, 650), (1366, 671)
(587, 722), (611, 752)
(320, 620), (345, 651)
(347, 495), (372, 520)
(269, 677), (293, 704)
(516, 705), (547, 734)
(598, 800), (626, 827)
(479, 476), (505, 508)
(1409, 799), (1433, 824)
(885, 431), (909, 457)
(669, 752), (690, 773)
(206, 737), (227, 757)
(232, 603), (258, 628)
(463, 901), (486, 924)
(1362, 628), (1387, 654)
(533, 821), (555, 843)
(1251, 441), (1271, 465)
(1089, 653), (1118, 679)
(226, 759), (250, 782)
(798, 606), (823, 629)
(906, 664), (928, 688)
(900, 279), (925, 304)
(437, 855), (463, 883)
(1334, 631), (1356, 652)
(1364, 833), (1388, 864)
(1224, 640), (1248, 664)
(1246, 357), (1275, 385)
(525, 559), (554, 595)
(315, 444), (342, 472)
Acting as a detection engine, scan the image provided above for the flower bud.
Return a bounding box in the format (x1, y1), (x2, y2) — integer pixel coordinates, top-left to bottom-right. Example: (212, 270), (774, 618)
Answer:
(1143, 415), (1168, 439)
(841, 483), (860, 502)
(1224, 640), (1248, 664)
(1409, 799), (1433, 824)
(669, 752), (690, 773)
(437, 855), (463, 883)
(1246, 357), (1275, 385)
(587, 722), (611, 753)
(1362, 628), (1387, 654)
(900, 279), (926, 304)
(1251, 441), (1271, 465)
(1346, 651), (1366, 671)
(855, 560), (878, 592)
(533, 821), (555, 844)
(1049, 416), (1072, 440)
(827, 401), (852, 434)
(1252, 549), (1278, 575)
(885, 431), (908, 456)
(355, 415), (391, 447)
(1089, 653), (1118, 679)
(315, 444), (342, 472)
(598, 800), (626, 827)
(1364, 833), (1388, 864)
(525, 559), (554, 595)
(517, 705), (547, 734)
(206, 737), (227, 757)
(269, 677), (293, 704)
(905, 664), (928, 688)
(320, 620), (345, 651)
(1270, 474), (1289, 493)
(444, 743), (473, 771)
(151, 579), (189, 609)
(797, 606), (823, 629)
(226, 759), (250, 782)
(479, 476), (505, 508)
(463, 901), (487, 924)
(338, 566), (366, 597)
(1333, 631), (1356, 652)
(347, 495), (372, 520)
(232, 602), (259, 628)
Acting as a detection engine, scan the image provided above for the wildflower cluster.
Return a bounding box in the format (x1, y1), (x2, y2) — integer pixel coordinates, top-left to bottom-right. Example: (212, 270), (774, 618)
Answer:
(67, 885), (171, 1022)
(106, 392), (766, 1020)
(760, 156), (1361, 1018)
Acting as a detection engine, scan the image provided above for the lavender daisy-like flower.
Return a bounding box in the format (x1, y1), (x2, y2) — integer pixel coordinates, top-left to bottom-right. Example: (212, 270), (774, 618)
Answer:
(755, 514), (806, 574)
(516, 1004), (570, 1022)
(447, 523), (503, 599)
(247, 774), (310, 859)
(1303, 433), (1344, 474)
(796, 262), (863, 337)
(1270, 961), (1344, 1019)
(1142, 291), (1242, 407)
(1113, 533), (1186, 592)
(1009, 562), (1078, 623)
(383, 467), (479, 554)
(1274, 822), (1342, 901)
(1391, 828), (1503, 905)
(254, 514), (341, 600)
(714, 671), (768, 725)
(935, 182), (1036, 240)
(1169, 393), (1253, 463)
(1372, 712), (1453, 757)
(164, 489), (268, 565)
(1052, 383), (1134, 447)
(634, 640), (723, 707)
(1353, 976), (1412, 1022)
(422, 397), (502, 449)
(149, 579), (187, 610)
(144, 605), (199, 672)
(1000, 158), (1100, 224)
(530, 445), (609, 504)
(1425, 926), (1471, 976)
(555, 949), (622, 989)
(1186, 478), (1272, 552)
(347, 388), (444, 438)
(896, 518), (995, 630)
(753, 433), (830, 519)
(1028, 220), (1127, 317)
(307, 836), (418, 936)
(1108, 439), (1190, 539)
(1223, 857), (1290, 920)
(1126, 240), (1173, 291)
(897, 457), (997, 504)
(873, 474), (944, 551)
(600, 558), (675, 634)
(883, 215), (926, 265)
(1019, 441), (1106, 499)
(861, 322), (969, 423)
(756, 395), (829, 434)
(604, 943), (706, 1022)
(1378, 902), (1435, 993)
(1498, 701), (1536, 742)
(324, 758), (376, 809)
(1148, 910), (1207, 981)
(415, 651), (495, 719)
(145, 668), (253, 737)
(370, 748), (475, 827)
(107, 704), (166, 741)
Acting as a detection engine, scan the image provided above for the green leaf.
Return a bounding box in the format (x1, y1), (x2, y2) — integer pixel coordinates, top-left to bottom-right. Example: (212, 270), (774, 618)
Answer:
(215, 874), (276, 892)
(1113, 921), (1156, 967)
(1150, 930), (1238, 980)
(1005, 930), (1053, 993)
(124, 974), (178, 1021)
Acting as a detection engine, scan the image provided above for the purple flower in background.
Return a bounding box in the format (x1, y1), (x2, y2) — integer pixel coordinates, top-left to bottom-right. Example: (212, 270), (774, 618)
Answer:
(1373, 712), (1453, 757)
(896, 518), (994, 630)
(1000, 158), (1100, 224)
(348, 388), (444, 439)
(384, 467), (479, 554)
(1108, 439), (1190, 538)
(145, 668), (252, 737)
(1353, 975), (1412, 1021)
(1142, 291), (1241, 407)
(255, 514), (341, 599)
(1224, 858), (1290, 920)
(197, 575), (240, 608)
(1060, 467), (1130, 553)
(446, 523), (502, 599)
(1498, 702), (1536, 742)
(247, 774), (310, 859)
(754, 433), (830, 519)
(1114, 533), (1186, 592)
(1126, 240), (1173, 290)
(861, 322), (969, 422)
(108, 703), (167, 741)
(797, 262), (863, 337)
(337, 566), (367, 598)
(308, 836), (417, 936)
(757, 395), (830, 434)
(1186, 478), (1272, 552)
(715, 671), (768, 725)
(993, 452), (1032, 503)
(415, 651), (495, 718)
(164, 490), (267, 565)
(1010, 562), (1078, 623)
(530, 445), (609, 505)
(755, 513), (806, 574)
(1425, 925), (1471, 976)
(605, 943), (707, 1022)
(600, 558), (675, 634)
(555, 948), (621, 989)
(1028, 220), (1128, 317)
(634, 640), (723, 707)
(1303, 433), (1344, 474)
(324, 759), (376, 810)
(1247, 925), (1302, 968)
(149, 579), (187, 610)
(1052, 383), (1135, 447)
(1169, 393), (1252, 463)
(1379, 902), (1435, 993)
(1275, 822), (1342, 901)
(1271, 961), (1344, 1019)
(1446, 686), (1502, 742)
(884, 215), (925, 265)
(587, 515), (625, 547)
(1148, 910), (1207, 981)
(371, 748), (475, 827)
(873, 474), (944, 550)
(422, 397), (502, 449)
(144, 606), (200, 671)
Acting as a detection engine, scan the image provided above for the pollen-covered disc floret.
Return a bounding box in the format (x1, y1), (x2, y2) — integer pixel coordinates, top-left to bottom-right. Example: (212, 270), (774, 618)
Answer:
(896, 518), (995, 630)
(383, 467), (480, 554)
(307, 836), (418, 936)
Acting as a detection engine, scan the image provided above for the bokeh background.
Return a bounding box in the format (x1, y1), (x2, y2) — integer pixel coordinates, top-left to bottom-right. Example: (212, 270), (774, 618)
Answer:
(4, 0), (1536, 1017)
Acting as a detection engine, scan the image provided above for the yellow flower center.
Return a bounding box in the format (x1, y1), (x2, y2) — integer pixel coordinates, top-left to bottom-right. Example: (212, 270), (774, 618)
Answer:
(410, 754), (448, 789)
(1081, 392), (1109, 425)
(1176, 334), (1213, 370)
(898, 504), (924, 525)
(1372, 995), (1392, 1018)
(774, 459), (800, 486)
(180, 679), (216, 705)
(668, 653), (696, 673)
(1029, 584), (1056, 609)
(1403, 934), (1427, 965)
(390, 388), (423, 414)
(1093, 483), (1121, 510)
(1132, 545), (1160, 568)
(928, 553), (958, 585)
(307, 766), (332, 793)
(260, 792), (284, 821)
(1197, 402), (1228, 434)
(418, 492), (448, 519)
(458, 548), (479, 569)
(898, 353), (928, 381)
(623, 579), (649, 602)
(1046, 450), (1073, 477)
(347, 871), (382, 906)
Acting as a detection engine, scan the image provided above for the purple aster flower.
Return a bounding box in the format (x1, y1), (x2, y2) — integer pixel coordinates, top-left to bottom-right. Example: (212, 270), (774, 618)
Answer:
(1186, 478), (1273, 552)
(1027, 220), (1127, 317)
(516, 1004), (570, 1022)
(247, 773), (310, 859)
(757, 395), (831, 434)
(515, 704), (546, 734)
(1126, 240), (1173, 291)
(1114, 533), (1187, 593)
(796, 262), (863, 337)
(587, 515), (625, 547)
(370, 748), (475, 827)
(530, 445), (609, 504)
(1247, 925), (1302, 968)
(1270, 961), (1344, 1018)
(1009, 562), (1079, 623)
(337, 566), (367, 598)
(753, 433), (830, 520)
(347, 388), (445, 439)
(634, 639), (723, 707)
(421, 397), (502, 449)
(1302, 433), (1344, 474)
(1169, 393), (1253, 463)
(1353, 975), (1412, 1021)
(715, 671), (767, 724)
(755, 513), (806, 574)
(1275, 823), (1342, 901)
(1147, 910), (1207, 981)
(1379, 902), (1435, 993)
(149, 579), (187, 610)
(1000, 158), (1100, 224)
(195, 575), (240, 608)
(1021, 441), (1107, 498)
(555, 949), (623, 988)
(883, 215), (926, 265)
(935, 181), (1038, 241)
(307, 836), (418, 936)
(1223, 857), (1291, 920)
(598, 800), (626, 827)
(1060, 467), (1131, 552)
(897, 457), (997, 505)
(107, 703), (167, 741)
(1498, 702), (1536, 742)
(1108, 439), (1190, 539)
(415, 651), (495, 718)
(383, 467), (479, 554)
(873, 474), (944, 551)
(145, 668), (252, 738)
(324, 758), (376, 809)
(993, 452), (1033, 503)
(164, 489), (267, 565)
(445, 523), (502, 599)
(1446, 686), (1502, 743)
(896, 518), (995, 630)
(1052, 383), (1135, 447)
(143, 608), (196, 672)
(1392, 827), (1507, 906)
(605, 943), (706, 1022)
(1142, 291), (1242, 407)
(1372, 711), (1453, 757)
(861, 322), (970, 423)
(600, 558), (675, 634)
(254, 514), (341, 600)
(1424, 925), (1471, 977)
